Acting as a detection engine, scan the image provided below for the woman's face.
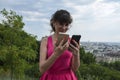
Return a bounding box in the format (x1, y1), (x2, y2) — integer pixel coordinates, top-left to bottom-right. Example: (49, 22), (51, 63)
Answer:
(54, 21), (70, 33)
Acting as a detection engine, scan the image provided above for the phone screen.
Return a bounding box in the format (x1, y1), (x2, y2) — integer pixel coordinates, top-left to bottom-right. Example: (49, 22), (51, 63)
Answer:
(70, 35), (81, 47)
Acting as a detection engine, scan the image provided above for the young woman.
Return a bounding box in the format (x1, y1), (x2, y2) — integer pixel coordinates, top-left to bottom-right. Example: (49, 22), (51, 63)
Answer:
(39, 9), (80, 80)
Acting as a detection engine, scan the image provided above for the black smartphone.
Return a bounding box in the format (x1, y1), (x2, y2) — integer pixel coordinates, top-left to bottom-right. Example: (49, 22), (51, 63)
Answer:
(70, 35), (81, 47)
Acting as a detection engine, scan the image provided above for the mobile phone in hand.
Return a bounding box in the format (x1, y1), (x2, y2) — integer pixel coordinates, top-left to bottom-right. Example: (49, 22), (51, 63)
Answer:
(70, 35), (81, 47)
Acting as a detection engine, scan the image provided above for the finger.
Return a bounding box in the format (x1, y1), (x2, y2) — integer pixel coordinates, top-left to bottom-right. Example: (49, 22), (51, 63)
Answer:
(69, 43), (77, 50)
(63, 41), (69, 49)
(59, 39), (64, 46)
(68, 46), (74, 51)
(72, 40), (79, 48)
(68, 46), (76, 55)
(70, 43), (76, 49)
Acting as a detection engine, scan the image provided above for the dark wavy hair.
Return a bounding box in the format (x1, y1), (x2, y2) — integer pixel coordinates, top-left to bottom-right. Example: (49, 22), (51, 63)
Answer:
(50, 9), (73, 32)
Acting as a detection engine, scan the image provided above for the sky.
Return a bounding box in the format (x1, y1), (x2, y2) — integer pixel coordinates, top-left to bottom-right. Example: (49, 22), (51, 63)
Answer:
(0, 0), (120, 42)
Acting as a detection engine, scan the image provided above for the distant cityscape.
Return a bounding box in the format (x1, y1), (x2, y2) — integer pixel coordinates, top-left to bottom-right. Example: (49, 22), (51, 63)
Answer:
(81, 42), (120, 63)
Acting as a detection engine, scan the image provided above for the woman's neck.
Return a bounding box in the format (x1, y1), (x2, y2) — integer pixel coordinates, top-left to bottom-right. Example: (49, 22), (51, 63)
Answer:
(52, 33), (59, 44)
(53, 32), (59, 40)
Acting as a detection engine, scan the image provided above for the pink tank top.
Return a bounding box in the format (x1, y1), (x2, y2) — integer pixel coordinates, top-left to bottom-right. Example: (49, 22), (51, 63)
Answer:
(40, 36), (78, 80)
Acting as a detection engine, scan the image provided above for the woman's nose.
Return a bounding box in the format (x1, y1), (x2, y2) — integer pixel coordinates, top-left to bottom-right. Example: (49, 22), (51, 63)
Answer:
(63, 26), (69, 31)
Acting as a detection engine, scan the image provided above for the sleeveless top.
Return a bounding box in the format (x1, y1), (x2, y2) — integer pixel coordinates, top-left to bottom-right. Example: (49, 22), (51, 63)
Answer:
(40, 36), (78, 80)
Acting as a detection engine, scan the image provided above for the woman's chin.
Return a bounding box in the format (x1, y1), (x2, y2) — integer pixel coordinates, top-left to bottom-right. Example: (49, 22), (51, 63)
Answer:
(59, 30), (67, 33)
(60, 31), (66, 33)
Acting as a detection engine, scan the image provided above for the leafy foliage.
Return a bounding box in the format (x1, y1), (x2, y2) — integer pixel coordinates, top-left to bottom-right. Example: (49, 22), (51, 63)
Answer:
(80, 47), (96, 64)
(0, 9), (40, 79)
(0, 8), (24, 29)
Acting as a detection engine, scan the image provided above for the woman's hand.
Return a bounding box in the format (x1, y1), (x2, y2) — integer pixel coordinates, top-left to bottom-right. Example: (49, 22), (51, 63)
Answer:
(54, 38), (69, 57)
(69, 40), (80, 56)
(69, 40), (80, 71)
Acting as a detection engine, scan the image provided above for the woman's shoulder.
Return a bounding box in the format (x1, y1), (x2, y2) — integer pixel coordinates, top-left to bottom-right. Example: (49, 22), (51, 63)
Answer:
(41, 35), (53, 40)
(40, 36), (48, 48)
(41, 35), (51, 45)
(41, 36), (48, 42)
(41, 36), (48, 40)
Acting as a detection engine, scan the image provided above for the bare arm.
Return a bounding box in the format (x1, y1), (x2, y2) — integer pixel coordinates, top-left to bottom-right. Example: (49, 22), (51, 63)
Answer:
(71, 52), (80, 72)
(69, 40), (80, 72)
(39, 37), (58, 74)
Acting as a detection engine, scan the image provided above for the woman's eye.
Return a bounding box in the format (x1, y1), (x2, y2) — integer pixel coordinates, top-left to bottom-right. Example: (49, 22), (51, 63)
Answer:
(65, 23), (69, 26)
